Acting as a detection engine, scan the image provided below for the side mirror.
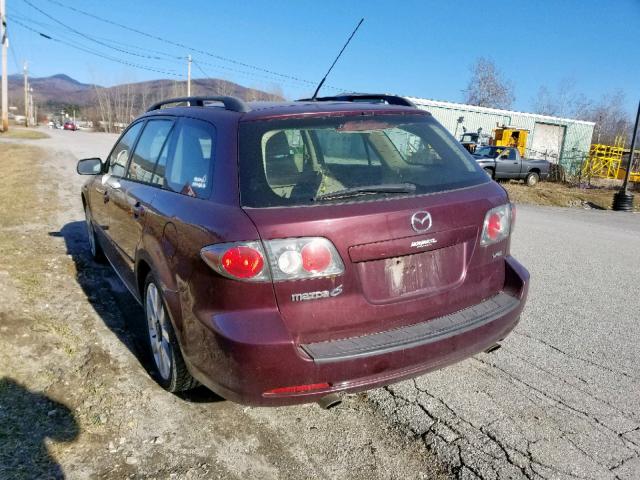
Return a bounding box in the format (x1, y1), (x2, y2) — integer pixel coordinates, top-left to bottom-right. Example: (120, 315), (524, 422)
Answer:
(77, 158), (103, 175)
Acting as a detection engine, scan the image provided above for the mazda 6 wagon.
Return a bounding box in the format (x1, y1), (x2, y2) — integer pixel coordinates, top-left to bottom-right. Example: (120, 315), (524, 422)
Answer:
(77, 94), (529, 406)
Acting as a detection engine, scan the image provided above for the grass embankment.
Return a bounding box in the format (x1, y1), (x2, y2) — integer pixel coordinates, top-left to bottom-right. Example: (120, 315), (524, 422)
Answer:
(503, 181), (640, 211)
(0, 128), (50, 140)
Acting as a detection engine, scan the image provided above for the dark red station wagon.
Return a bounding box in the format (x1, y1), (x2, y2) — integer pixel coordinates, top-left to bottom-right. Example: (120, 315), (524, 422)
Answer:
(77, 94), (529, 406)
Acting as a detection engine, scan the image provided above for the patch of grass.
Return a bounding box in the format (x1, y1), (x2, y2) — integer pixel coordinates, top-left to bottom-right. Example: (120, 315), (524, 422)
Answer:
(0, 128), (50, 140)
(503, 181), (640, 211)
(0, 143), (48, 226)
(0, 143), (58, 297)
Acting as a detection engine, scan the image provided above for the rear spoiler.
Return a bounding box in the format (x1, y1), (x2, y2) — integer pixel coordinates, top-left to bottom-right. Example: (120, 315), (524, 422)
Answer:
(297, 93), (416, 108)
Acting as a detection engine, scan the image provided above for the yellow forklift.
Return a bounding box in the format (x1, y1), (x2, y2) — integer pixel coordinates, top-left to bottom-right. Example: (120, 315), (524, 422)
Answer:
(491, 127), (529, 158)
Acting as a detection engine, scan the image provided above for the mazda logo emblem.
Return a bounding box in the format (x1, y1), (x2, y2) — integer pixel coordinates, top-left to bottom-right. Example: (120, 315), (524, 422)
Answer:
(411, 211), (432, 233)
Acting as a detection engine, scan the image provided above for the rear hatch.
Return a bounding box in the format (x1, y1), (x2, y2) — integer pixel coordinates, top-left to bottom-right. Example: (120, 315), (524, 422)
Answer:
(239, 111), (509, 344)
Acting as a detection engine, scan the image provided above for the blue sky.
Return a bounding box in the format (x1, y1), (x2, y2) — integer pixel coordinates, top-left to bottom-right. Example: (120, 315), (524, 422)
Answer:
(7, 0), (640, 113)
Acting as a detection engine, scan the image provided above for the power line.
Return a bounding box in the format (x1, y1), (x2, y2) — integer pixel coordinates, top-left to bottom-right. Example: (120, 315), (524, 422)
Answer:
(7, 28), (22, 71)
(10, 17), (181, 77)
(11, 9), (185, 63)
(194, 58), (315, 90)
(12, 9), (315, 90)
(21, 0), (184, 62)
(41, 0), (340, 90)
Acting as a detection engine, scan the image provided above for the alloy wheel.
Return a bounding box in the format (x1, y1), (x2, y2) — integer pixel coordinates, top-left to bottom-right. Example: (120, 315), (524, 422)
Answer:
(146, 283), (173, 381)
(85, 209), (96, 257)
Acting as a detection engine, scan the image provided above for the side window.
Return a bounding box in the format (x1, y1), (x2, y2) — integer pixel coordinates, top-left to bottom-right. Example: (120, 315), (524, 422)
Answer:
(126, 120), (173, 183)
(507, 149), (517, 160)
(151, 136), (171, 187)
(163, 118), (215, 198)
(108, 122), (144, 177)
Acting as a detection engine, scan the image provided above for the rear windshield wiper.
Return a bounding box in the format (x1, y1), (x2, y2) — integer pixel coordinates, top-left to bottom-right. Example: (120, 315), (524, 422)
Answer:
(315, 183), (416, 201)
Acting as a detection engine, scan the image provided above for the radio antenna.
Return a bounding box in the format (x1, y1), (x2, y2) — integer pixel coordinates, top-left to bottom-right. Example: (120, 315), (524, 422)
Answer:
(310, 18), (364, 100)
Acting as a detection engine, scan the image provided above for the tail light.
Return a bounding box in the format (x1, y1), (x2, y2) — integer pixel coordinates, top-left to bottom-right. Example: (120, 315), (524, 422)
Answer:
(480, 204), (513, 246)
(201, 241), (270, 281)
(221, 246), (264, 279)
(201, 237), (344, 282)
(264, 237), (343, 281)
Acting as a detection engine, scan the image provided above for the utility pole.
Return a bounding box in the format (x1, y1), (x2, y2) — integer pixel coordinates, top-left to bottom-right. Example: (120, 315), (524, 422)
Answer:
(612, 100), (639, 211)
(187, 54), (192, 97)
(28, 86), (33, 126)
(1, 0), (8, 132)
(23, 61), (28, 127)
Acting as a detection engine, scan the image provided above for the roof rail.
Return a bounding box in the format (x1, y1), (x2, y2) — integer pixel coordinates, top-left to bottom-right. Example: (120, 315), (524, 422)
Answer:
(146, 96), (250, 113)
(297, 93), (416, 108)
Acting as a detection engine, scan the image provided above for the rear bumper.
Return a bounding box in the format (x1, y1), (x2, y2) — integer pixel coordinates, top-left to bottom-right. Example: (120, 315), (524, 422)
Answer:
(186, 255), (529, 406)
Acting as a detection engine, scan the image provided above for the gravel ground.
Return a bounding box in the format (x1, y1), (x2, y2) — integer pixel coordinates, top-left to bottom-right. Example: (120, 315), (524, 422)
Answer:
(2, 128), (639, 479)
(0, 128), (447, 480)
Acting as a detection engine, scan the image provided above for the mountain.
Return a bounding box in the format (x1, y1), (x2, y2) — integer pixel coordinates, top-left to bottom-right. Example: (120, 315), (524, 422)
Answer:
(7, 74), (283, 112)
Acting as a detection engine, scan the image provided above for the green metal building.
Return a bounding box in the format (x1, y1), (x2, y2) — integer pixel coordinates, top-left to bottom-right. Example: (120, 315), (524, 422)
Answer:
(406, 97), (595, 172)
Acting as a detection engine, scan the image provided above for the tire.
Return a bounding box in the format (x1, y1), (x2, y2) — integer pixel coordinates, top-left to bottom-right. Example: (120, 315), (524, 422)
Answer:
(84, 206), (105, 263)
(144, 274), (197, 393)
(483, 167), (494, 179)
(525, 172), (540, 187)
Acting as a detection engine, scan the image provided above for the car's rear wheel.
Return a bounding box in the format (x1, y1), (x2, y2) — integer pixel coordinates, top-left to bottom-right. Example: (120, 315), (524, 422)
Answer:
(144, 274), (197, 392)
(525, 172), (540, 187)
(84, 207), (105, 262)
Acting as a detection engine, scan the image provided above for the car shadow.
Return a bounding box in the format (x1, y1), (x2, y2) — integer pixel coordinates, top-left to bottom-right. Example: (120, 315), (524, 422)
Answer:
(50, 221), (223, 404)
(0, 377), (79, 478)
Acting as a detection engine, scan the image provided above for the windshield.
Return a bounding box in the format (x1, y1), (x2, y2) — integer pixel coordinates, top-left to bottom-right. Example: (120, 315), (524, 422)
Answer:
(239, 114), (488, 207)
(460, 134), (476, 143)
(475, 146), (504, 158)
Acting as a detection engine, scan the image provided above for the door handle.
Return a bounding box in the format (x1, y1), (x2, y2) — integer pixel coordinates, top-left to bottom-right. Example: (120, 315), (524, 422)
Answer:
(132, 202), (144, 219)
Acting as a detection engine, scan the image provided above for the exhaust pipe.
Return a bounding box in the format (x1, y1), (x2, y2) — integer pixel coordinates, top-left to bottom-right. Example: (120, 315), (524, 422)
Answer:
(317, 393), (342, 410)
(484, 343), (502, 354)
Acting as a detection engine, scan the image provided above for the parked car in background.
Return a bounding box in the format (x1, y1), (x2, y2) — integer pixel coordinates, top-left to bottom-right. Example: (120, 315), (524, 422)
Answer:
(63, 121), (78, 131)
(77, 94), (529, 406)
(473, 146), (550, 186)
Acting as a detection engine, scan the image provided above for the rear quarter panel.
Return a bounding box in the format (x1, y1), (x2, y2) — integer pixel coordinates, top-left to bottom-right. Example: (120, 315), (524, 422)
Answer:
(133, 113), (280, 373)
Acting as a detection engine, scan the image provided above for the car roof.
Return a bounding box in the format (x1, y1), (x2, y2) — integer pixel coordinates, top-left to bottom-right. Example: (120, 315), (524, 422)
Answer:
(143, 98), (428, 123)
(241, 100), (426, 120)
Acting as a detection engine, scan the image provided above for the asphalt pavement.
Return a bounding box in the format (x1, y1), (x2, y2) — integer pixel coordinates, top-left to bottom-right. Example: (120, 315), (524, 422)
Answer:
(370, 204), (640, 479)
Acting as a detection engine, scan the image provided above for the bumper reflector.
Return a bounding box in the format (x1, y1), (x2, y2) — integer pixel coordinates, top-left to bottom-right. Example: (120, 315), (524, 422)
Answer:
(264, 382), (331, 396)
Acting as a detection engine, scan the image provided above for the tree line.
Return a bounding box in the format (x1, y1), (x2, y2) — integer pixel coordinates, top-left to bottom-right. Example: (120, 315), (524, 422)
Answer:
(462, 57), (634, 146)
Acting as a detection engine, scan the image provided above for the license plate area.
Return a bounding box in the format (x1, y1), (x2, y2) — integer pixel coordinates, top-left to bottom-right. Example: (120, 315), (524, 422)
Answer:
(356, 242), (468, 303)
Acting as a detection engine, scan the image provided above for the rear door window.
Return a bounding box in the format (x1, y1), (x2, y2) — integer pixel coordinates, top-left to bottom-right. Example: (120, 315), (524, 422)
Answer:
(161, 118), (215, 198)
(126, 120), (174, 183)
(107, 122), (144, 177)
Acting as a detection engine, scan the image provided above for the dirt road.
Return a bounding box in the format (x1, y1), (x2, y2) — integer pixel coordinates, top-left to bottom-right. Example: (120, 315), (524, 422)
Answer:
(0, 129), (446, 479)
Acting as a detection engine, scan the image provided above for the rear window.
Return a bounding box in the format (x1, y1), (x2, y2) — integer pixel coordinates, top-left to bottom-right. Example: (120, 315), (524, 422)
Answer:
(239, 114), (488, 207)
